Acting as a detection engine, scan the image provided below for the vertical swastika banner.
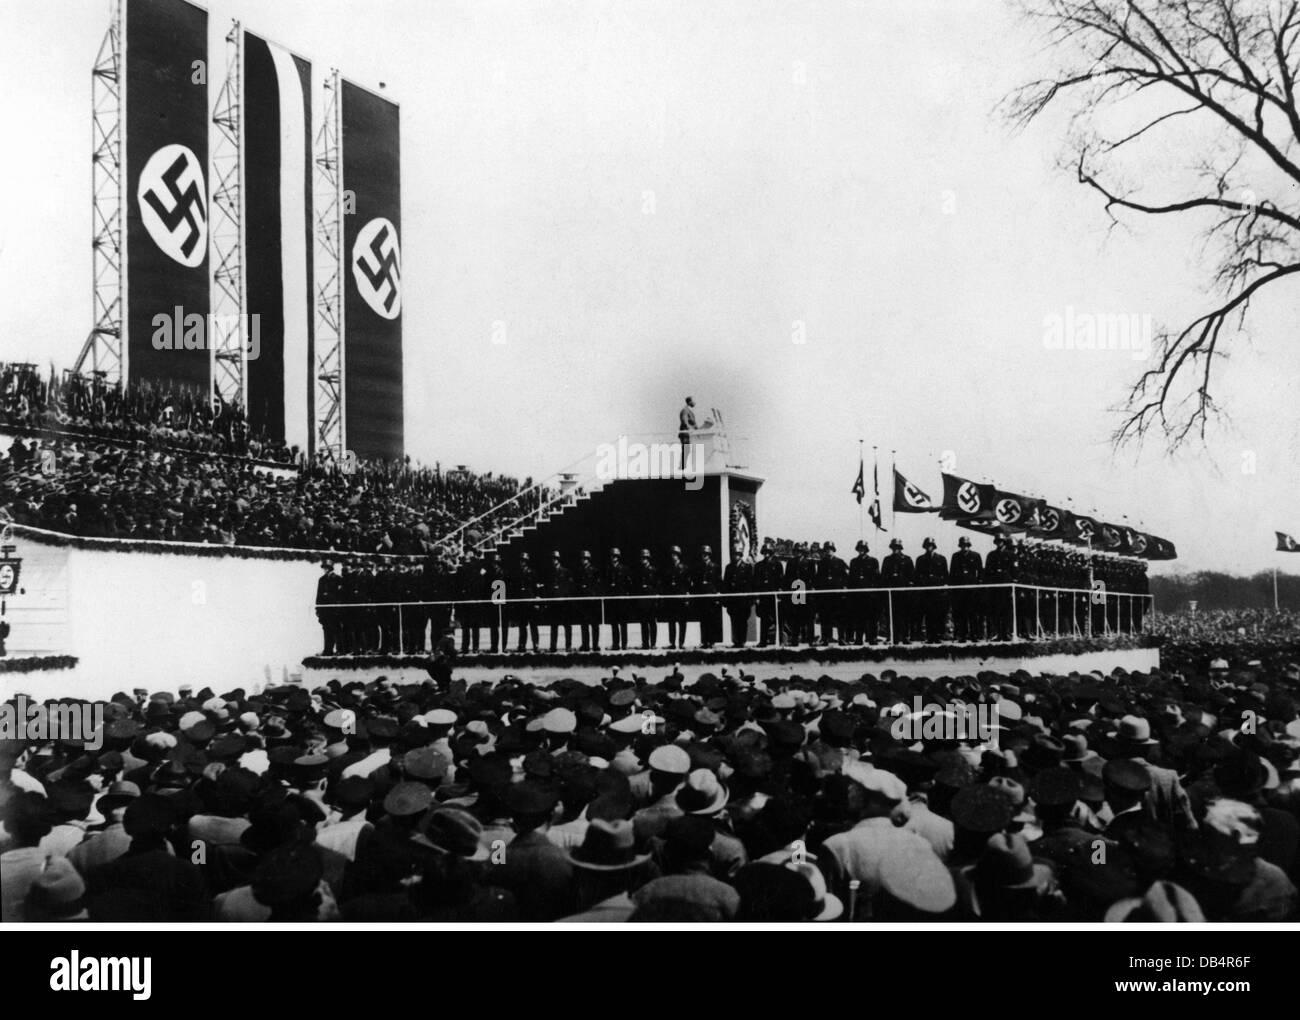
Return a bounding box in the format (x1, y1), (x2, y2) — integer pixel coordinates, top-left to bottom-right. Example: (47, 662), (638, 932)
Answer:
(124, 0), (209, 389)
(244, 31), (313, 453)
(342, 80), (404, 461)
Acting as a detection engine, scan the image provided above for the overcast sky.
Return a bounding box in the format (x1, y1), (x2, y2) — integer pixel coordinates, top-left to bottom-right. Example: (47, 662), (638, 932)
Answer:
(1, 0), (1298, 575)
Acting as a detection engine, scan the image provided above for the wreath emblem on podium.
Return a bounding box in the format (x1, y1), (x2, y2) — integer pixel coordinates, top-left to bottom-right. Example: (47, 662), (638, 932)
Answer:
(730, 500), (757, 561)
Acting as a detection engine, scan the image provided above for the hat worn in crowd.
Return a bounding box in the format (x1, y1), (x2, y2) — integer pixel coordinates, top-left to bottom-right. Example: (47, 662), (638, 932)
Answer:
(567, 818), (651, 871)
(420, 807), (489, 860)
(648, 745), (691, 776)
(675, 769), (729, 815)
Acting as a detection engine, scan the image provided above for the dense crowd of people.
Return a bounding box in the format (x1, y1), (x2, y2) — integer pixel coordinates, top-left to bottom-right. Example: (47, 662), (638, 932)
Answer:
(316, 536), (1152, 656)
(3, 654), (1298, 922)
(0, 434), (545, 553)
(1, 362), (295, 464)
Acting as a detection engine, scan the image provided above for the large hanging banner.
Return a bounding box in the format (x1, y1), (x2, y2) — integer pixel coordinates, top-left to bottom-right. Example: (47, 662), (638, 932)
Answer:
(341, 80), (404, 460)
(244, 31), (313, 452)
(124, 0), (210, 389)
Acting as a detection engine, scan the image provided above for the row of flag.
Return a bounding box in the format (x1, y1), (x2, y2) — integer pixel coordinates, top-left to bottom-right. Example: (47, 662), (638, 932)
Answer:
(855, 455), (1178, 560)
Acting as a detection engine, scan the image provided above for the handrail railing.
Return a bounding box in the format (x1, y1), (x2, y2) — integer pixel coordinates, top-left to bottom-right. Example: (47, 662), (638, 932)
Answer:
(314, 582), (1154, 655)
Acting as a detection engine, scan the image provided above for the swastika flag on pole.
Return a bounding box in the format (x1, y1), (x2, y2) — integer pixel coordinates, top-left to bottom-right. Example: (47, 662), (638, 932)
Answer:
(893, 468), (938, 513)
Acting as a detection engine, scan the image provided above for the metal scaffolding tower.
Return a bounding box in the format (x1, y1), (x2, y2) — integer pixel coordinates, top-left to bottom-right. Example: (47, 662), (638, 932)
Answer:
(313, 70), (345, 462)
(74, 0), (125, 384)
(210, 21), (246, 410)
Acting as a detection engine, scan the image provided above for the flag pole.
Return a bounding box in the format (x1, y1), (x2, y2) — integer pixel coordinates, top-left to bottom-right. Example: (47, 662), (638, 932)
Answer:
(891, 449), (897, 533)
(858, 439), (865, 542)
(1274, 565), (1279, 612)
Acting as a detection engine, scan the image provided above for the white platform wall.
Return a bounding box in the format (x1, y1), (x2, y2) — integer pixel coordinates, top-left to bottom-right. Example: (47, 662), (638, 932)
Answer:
(1, 528), (321, 701)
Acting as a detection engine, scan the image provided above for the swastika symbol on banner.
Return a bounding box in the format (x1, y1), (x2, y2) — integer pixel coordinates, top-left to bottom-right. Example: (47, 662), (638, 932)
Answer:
(905, 483), (931, 508)
(1102, 527), (1120, 547)
(957, 482), (980, 515)
(1041, 508), (1059, 532)
(1130, 532), (1147, 554)
(995, 498), (1020, 524)
(1077, 520), (1094, 541)
(352, 218), (402, 319)
(138, 144), (207, 267)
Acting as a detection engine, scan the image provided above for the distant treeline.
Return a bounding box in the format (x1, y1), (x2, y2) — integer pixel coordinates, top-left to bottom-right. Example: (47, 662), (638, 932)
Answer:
(1152, 571), (1300, 611)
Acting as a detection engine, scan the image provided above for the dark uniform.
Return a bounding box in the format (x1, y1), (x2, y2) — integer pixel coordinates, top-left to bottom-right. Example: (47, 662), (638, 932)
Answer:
(880, 539), (914, 643)
(661, 547), (691, 650)
(787, 544), (817, 645)
(482, 551), (506, 652)
(949, 538), (983, 641)
(753, 540), (785, 646)
(721, 551), (754, 648)
(315, 561), (342, 655)
(605, 549), (632, 650)
(692, 546), (722, 649)
(631, 549), (659, 649)
(511, 553), (541, 652)
(817, 542), (849, 644)
(456, 557), (484, 653)
(914, 538), (949, 643)
(545, 551), (574, 652)
(983, 536), (1013, 641)
(572, 551), (602, 651)
(847, 541), (881, 644)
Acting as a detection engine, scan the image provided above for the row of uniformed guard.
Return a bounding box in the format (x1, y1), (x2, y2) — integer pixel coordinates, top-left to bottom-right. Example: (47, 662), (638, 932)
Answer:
(315, 535), (1149, 655)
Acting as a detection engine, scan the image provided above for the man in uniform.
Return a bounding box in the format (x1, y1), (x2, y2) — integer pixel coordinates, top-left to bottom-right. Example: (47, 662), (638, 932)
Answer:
(818, 541), (849, 645)
(914, 537), (949, 643)
(605, 548), (632, 651)
(787, 542), (816, 646)
(456, 554), (484, 654)
(692, 545), (722, 649)
(983, 534), (1013, 641)
(316, 560), (341, 655)
(880, 538), (914, 643)
(678, 396), (698, 471)
(545, 550), (574, 653)
(631, 548), (660, 649)
(511, 551), (542, 652)
(754, 538), (784, 646)
(721, 545), (754, 648)
(847, 540), (880, 644)
(949, 535), (983, 642)
(481, 550), (506, 652)
(573, 549), (602, 652)
(661, 546), (691, 650)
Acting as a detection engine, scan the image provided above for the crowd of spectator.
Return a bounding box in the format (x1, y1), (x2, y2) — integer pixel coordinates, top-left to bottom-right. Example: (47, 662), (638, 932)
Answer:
(0, 435), (547, 554)
(4, 653), (1299, 922)
(1, 362), (295, 464)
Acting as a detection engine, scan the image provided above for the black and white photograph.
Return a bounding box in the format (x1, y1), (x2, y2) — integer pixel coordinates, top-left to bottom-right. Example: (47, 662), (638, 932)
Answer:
(0, 0), (1298, 991)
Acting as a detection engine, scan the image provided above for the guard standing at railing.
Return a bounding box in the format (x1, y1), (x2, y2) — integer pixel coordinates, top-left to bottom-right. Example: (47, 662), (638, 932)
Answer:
(482, 550), (506, 652)
(693, 545), (722, 649)
(847, 540), (880, 645)
(787, 542), (816, 645)
(984, 535), (1012, 641)
(915, 537), (949, 643)
(422, 555), (450, 652)
(511, 551), (542, 652)
(546, 550), (574, 653)
(456, 555), (484, 653)
(662, 545), (691, 650)
(605, 548), (632, 651)
(818, 541), (849, 645)
(722, 546), (754, 648)
(572, 550), (602, 652)
(632, 548), (659, 649)
(949, 536), (983, 641)
(754, 538), (784, 646)
(881, 538), (914, 643)
(316, 559), (341, 655)
(1013, 540), (1035, 639)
